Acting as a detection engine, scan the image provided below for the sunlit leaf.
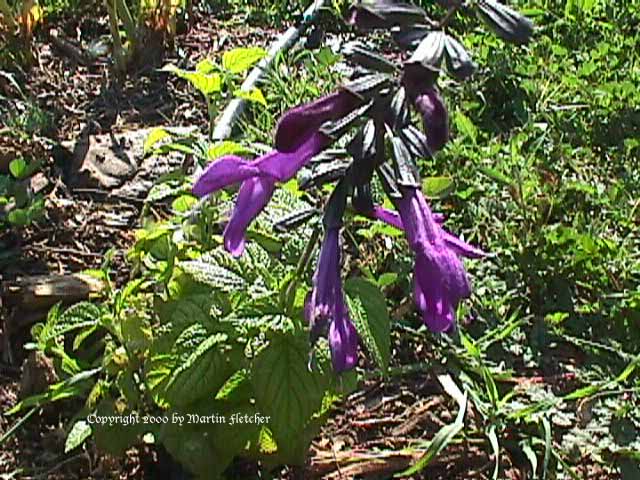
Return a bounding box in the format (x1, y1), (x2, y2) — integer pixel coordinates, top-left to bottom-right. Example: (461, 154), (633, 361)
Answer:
(233, 87), (267, 106)
(222, 47), (266, 74)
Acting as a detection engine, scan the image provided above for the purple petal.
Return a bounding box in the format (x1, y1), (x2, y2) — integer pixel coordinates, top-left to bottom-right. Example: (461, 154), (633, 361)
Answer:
(373, 206), (403, 229)
(223, 176), (276, 257)
(275, 90), (361, 152)
(373, 205), (445, 229)
(257, 132), (330, 182)
(413, 87), (449, 153)
(329, 302), (359, 372)
(310, 227), (341, 320)
(414, 277), (454, 333)
(192, 155), (262, 197)
(442, 230), (487, 259)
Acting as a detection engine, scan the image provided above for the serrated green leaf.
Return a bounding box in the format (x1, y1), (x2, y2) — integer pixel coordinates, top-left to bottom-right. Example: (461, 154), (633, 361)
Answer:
(162, 64), (221, 96)
(39, 302), (100, 348)
(207, 141), (250, 161)
(251, 335), (327, 442)
(181, 258), (246, 291)
(345, 278), (391, 373)
(163, 333), (234, 406)
(65, 420), (92, 453)
(222, 47), (266, 74)
(258, 426), (278, 454)
(196, 58), (217, 73)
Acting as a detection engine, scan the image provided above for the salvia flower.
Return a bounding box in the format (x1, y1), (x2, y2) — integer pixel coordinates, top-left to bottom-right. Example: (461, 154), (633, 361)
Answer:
(374, 190), (485, 332)
(413, 87), (449, 153)
(402, 68), (449, 153)
(192, 90), (361, 256)
(305, 227), (358, 372)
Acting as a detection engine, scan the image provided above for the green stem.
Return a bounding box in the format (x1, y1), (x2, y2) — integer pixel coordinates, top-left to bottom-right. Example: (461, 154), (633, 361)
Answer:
(0, 407), (38, 445)
(115, 0), (138, 45)
(105, 0), (127, 73)
(284, 226), (321, 316)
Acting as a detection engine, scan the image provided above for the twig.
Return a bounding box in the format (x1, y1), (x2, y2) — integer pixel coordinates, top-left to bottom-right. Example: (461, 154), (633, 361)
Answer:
(0, 406), (39, 446)
(23, 246), (104, 258)
(210, 0), (329, 141)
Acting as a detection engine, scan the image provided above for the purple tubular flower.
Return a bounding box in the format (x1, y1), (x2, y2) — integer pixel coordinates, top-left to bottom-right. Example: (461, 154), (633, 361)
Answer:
(275, 90), (361, 153)
(414, 87), (449, 153)
(192, 90), (361, 256)
(306, 227), (359, 372)
(376, 190), (485, 332)
(329, 299), (359, 372)
(223, 177), (276, 257)
(192, 156), (261, 197)
(372, 206), (486, 259)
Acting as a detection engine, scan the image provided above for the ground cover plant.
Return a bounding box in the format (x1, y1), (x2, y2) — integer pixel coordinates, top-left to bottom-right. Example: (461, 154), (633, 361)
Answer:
(0, 0), (639, 478)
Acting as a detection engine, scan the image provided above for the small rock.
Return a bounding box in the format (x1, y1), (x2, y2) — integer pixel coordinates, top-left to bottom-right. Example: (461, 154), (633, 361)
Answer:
(19, 351), (59, 399)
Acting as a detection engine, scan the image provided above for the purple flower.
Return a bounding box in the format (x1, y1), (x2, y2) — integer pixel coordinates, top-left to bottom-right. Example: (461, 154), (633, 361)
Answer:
(413, 87), (449, 153)
(372, 206), (485, 259)
(306, 227), (359, 372)
(192, 90), (361, 256)
(373, 191), (485, 332)
(402, 69), (449, 153)
(223, 176), (276, 257)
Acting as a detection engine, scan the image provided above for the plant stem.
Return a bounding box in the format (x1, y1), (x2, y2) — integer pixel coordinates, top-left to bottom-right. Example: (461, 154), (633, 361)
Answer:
(0, 407), (38, 445)
(285, 226), (321, 316)
(105, 0), (127, 73)
(438, 1), (463, 29)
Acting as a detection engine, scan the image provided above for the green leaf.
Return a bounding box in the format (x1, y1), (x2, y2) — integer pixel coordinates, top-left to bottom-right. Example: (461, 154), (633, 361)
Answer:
(196, 58), (217, 74)
(65, 420), (92, 453)
(345, 278), (391, 373)
(144, 127), (170, 155)
(233, 87), (267, 106)
(398, 376), (467, 476)
(163, 333), (235, 406)
(207, 141), (250, 161)
(422, 176), (454, 198)
(6, 367), (102, 415)
(478, 166), (515, 187)
(39, 302), (100, 348)
(222, 47), (266, 74)
(162, 64), (221, 97)
(172, 195), (197, 213)
(258, 426), (278, 454)
(377, 272), (398, 288)
(9, 158), (28, 179)
(7, 209), (29, 226)
(454, 111), (477, 142)
(181, 258), (246, 292)
(251, 334), (327, 442)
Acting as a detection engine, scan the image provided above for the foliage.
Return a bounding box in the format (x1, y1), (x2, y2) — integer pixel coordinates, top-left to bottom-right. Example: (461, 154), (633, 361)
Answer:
(162, 46), (267, 137)
(5, 0), (640, 479)
(104, 0), (189, 73)
(0, 155), (45, 228)
(0, 0), (43, 67)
